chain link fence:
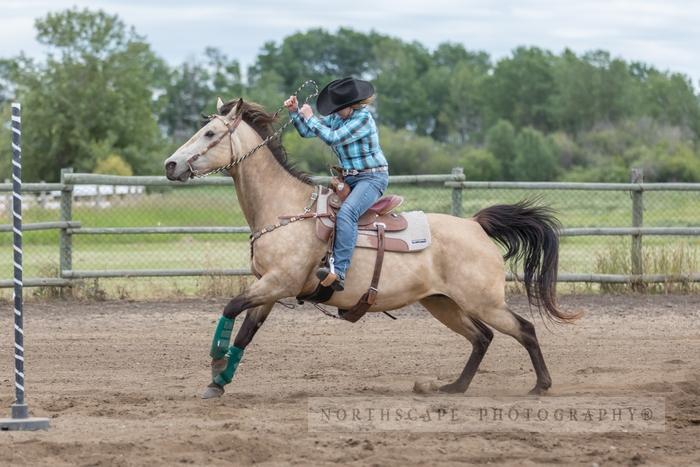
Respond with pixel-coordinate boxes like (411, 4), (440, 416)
(459, 186), (699, 276)
(1, 169), (698, 297)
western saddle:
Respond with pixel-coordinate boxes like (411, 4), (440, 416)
(297, 174), (407, 323)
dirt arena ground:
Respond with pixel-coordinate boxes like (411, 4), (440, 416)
(0, 294), (698, 466)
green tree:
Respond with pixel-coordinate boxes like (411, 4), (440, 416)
(0, 60), (14, 104)
(159, 47), (243, 139)
(549, 49), (599, 132)
(432, 42), (490, 73)
(372, 37), (433, 132)
(0, 104), (11, 180)
(248, 27), (379, 92)
(6, 8), (166, 180)
(244, 70), (286, 114)
(582, 50), (637, 124)
(2, 22), (699, 182)
(485, 120), (516, 179)
(485, 47), (556, 131)
(642, 71), (700, 137)
(436, 61), (485, 144)
(513, 127), (558, 181)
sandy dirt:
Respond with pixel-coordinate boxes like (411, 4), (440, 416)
(0, 294), (698, 466)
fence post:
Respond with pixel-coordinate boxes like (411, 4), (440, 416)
(59, 168), (73, 278)
(450, 167), (465, 217)
(630, 168), (644, 290)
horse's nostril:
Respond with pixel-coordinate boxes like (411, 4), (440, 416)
(165, 161), (176, 173)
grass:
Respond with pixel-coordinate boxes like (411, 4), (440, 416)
(0, 183), (697, 299)
(595, 239), (700, 293)
(460, 188), (700, 227)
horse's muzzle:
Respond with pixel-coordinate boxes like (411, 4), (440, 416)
(165, 161), (191, 182)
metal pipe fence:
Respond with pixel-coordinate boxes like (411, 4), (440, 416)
(1, 168), (698, 288)
(447, 169), (700, 284)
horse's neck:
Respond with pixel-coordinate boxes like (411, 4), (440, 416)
(229, 143), (313, 231)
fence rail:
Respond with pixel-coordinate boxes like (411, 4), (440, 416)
(69, 226), (250, 235)
(0, 221), (80, 232)
(62, 268), (250, 279)
(2, 168), (699, 288)
(560, 227), (700, 236)
(449, 171), (700, 285)
(444, 181), (700, 191)
(63, 172), (467, 186)
(0, 182), (64, 192)
(506, 272), (700, 283)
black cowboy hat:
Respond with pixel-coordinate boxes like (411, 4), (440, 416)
(316, 77), (375, 116)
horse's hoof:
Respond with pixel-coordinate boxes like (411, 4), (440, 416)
(438, 382), (467, 394)
(528, 386), (548, 396)
(202, 384), (224, 399)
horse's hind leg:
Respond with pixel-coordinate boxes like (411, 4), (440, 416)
(474, 304), (552, 395)
(420, 295), (493, 394)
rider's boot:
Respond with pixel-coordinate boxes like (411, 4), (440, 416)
(316, 267), (344, 291)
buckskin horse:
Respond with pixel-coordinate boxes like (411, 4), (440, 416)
(164, 97), (578, 399)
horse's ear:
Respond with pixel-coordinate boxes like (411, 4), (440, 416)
(232, 98), (244, 117)
(216, 97), (225, 114)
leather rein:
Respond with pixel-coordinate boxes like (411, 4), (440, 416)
(187, 80), (319, 179)
(183, 80), (322, 249)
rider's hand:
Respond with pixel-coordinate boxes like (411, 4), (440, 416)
(299, 104), (313, 119)
(284, 95), (298, 112)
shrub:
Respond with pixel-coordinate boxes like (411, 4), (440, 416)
(459, 147), (501, 180)
(512, 127), (558, 180)
(94, 154), (134, 176)
(640, 144), (700, 182)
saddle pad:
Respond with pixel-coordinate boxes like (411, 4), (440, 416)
(356, 210), (431, 252)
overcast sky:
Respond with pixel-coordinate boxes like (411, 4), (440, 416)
(1, 0), (698, 86)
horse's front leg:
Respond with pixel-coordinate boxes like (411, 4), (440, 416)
(202, 274), (291, 399)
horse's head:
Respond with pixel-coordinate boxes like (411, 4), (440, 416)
(164, 97), (244, 181)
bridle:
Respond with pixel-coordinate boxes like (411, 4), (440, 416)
(186, 80), (319, 178)
(186, 112), (243, 177)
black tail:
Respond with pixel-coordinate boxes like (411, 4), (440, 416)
(473, 200), (579, 323)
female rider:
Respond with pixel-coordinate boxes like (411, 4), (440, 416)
(284, 77), (389, 291)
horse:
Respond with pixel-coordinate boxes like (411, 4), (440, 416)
(163, 97), (578, 399)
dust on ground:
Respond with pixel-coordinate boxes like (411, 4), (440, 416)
(0, 294), (698, 466)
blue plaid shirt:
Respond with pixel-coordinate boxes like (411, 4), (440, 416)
(290, 108), (388, 171)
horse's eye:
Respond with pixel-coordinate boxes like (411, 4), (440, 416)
(204, 130), (215, 137)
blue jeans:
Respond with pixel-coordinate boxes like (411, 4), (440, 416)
(332, 171), (389, 278)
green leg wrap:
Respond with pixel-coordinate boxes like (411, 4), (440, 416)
(210, 316), (235, 360)
(213, 346), (244, 387)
